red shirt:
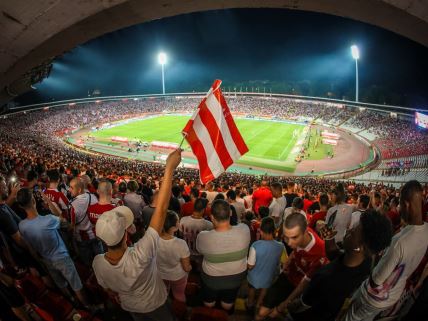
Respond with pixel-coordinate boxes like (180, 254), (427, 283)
(303, 199), (314, 212)
(387, 209), (401, 231)
(181, 201), (194, 217)
(252, 187), (273, 214)
(44, 188), (70, 219)
(308, 210), (327, 229)
(88, 203), (116, 226)
(287, 230), (329, 287)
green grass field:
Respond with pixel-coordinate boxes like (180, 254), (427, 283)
(90, 115), (329, 172)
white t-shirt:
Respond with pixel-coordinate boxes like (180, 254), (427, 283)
(349, 209), (365, 229)
(180, 216), (213, 255)
(283, 207), (306, 223)
(196, 223), (250, 277)
(92, 227), (167, 313)
(325, 204), (353, 243)
(359, 223), (428, 308)
(269, 197), (287, 219)
(205, 191), (218, 205)
(157, 237), (190, 281)
(244, 195), (253, 210)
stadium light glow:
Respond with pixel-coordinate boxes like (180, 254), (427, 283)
(158, 52), (167, 95)
(351, 45), (359, 60)
(350, 45), (359, 102)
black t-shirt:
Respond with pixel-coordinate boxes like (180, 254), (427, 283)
(284, 193), (298, 208)
(292, 254), (371, 321)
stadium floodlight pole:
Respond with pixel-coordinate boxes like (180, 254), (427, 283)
(351, 45), (359, 102)
(158, 52), (167, 95)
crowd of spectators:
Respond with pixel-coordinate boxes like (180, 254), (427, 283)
(0, 96), (427, 321)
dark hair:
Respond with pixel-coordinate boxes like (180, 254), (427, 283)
(190, 187), (199, 199)
(214, 193), (225, 200)
(118, 181), (127, 193)
(399, 180), (423, 221)
(390, 196), (399, 207)
(194, 198), (208, 212)
(245, 211), (255, 221)
(334, 183), (346, 203)
(271, 182), (282, 193)
(359, 194), (370, 209)
(319, 193), (329, 207)
(292, 197), (304, 210)
(360, 209), (392, 255)
(226, 189), (236, 201)
(171, 185), (181, 198)
(284, 212), (307, 232)
(211, 199), (230, 222)
(47, 169), (60, 182)
(16, 188), (33, 209)
(259, 206), (269, 218)
(127, 180), (139, 192)
(163, 210), (179, 232)
(261, 217), (275, 235)
(200, 191), (207, 198)
(27, 170), (38, 182)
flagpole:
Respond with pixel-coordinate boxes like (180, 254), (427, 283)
(178, 135), (186, 149)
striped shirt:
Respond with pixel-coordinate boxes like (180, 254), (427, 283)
(196, 223), (250, 277)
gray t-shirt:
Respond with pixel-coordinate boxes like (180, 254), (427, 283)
(142, 206), (156, 229)
(325, 203), (354, 243)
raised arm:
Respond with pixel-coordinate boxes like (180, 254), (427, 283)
(149, 149), (182, 234)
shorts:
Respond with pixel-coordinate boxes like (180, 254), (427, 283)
(44, 256), (83, 292)
(0, 281), (25, 308)
(201, 282), (240, 305)
(262, 273), (295, 309)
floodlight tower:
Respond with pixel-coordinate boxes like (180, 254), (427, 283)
(351, 45), (359, 102)
(158, 52), (167, 95)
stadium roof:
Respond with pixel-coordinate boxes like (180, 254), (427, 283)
(1, 0), (428, 107)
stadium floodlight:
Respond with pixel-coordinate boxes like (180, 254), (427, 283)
(158, 52), (167, 95)
(351, 45), (359, 102)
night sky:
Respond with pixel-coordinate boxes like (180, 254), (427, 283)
(17, 9), (428, 110)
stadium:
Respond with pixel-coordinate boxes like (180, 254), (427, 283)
(1, 3), (428, 321)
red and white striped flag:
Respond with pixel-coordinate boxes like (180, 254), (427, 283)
(182, 80), (249, 183)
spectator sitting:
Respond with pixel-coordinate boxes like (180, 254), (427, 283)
(157, 211), (192, 302)
(196, 199), (250, 312)
(247, 217), (287, 311)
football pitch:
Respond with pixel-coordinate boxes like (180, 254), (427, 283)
(91, 115), (313, 172)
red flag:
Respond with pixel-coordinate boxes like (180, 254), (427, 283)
(182, 80), (249, 184)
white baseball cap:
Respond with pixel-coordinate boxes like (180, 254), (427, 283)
(95, 206), (134, 246)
